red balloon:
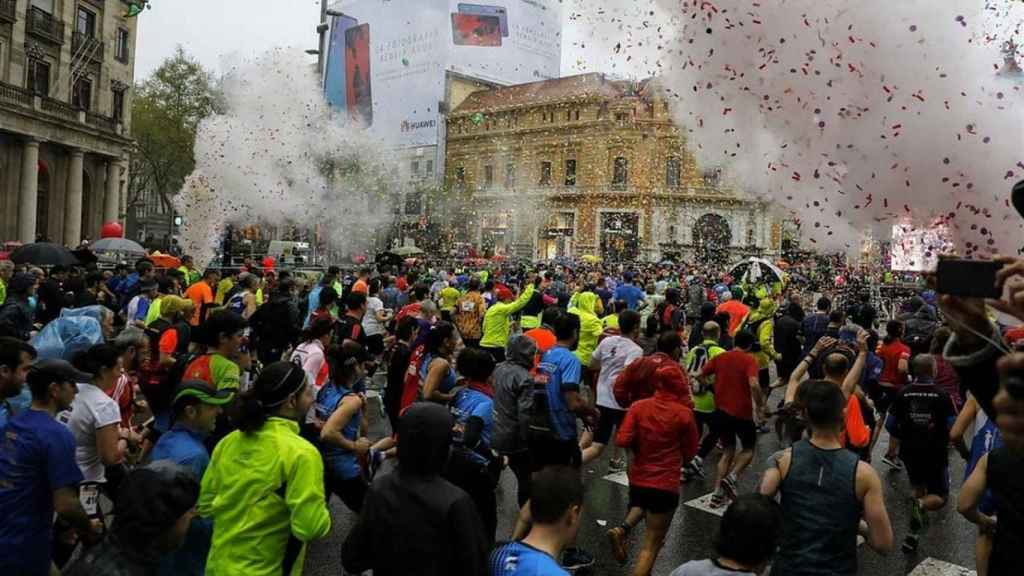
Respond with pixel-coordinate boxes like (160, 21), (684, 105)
(100, 221), (123, 239)
(262, 256), (276, 270)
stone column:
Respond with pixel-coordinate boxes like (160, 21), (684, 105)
(118, 161), (129, 219)
(103, 159), (120, 224)
(63, 148), (84, 247)
(17, 139), (39, 244)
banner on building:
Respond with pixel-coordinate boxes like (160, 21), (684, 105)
(325, 0), (562, 147)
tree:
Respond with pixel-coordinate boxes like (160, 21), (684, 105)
(127, 46), (219, 244)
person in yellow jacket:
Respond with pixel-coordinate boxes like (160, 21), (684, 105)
(740, 297), (781, 395)
(568, 291), (603, 366)
(479, 278), (536, 362)
(199, 361), (331, 576)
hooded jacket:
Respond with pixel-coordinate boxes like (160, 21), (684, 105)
(199, 418), (331, 576)
(342, 403), (488, 576)
(492, 336), (538, 454)
(480, 284), (534, 349)
(614, 352), (694, 410)
(615, 364), (699, 493)
(742, 298), (780, 368)
(568, 291), (603, 365)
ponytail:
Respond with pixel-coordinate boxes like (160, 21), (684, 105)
(237, 361), (307, 433)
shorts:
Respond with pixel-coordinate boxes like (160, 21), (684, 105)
(527, 435), (582, 473)
(712, 411), (757, 450)
(871, 383), (900, 415)
(905, 458), (950, 497)
(482, 346), (506, 364)
(628, 485), (680, 515)
(776, 359), (799, 382)
(758, 368), (771, 390)
(325, 472), (369, 513)
(594, 407), (626, 445)
(365, 333), (385, 356)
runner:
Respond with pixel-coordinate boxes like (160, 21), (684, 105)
(481, 277), (537, 363)
(493, 334), (540, 508)
(490, 466), (583, 576)
(760, 380), (894, 575)
(876, 319), (911, 469)
(951, 393), (1002, 576)
(606, 363), (699, 575)
(184, 269), (221, 327)
(683, 321), (726, 482)
(454, 276), (487, 348)
(0, 337), (36, 428)
(668, 495), (783, 576)
(697, 330), (764, 508)
(200, 361), (331, 576)
(420, 322), (459, 404)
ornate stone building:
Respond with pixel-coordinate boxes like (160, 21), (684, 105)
(0, 0), (136, 246)
(444, 73), (780, 263)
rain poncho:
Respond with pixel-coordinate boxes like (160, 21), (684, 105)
(742, 298), (780, 369)
(568, 292), (602, 365)
(199, 418), (331, 576)
(30, 305), (108, 360)
(480, 284), (534, 350)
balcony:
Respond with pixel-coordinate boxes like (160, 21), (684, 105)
(27, 7), (64, 44)
(72, 31), (104, 61)
(0, 81), (124, 137)
(0, 0), (16, 23)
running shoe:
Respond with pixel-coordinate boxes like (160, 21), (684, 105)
(561, 547), (596, 570)
(690, 456), (705, 477)
(708, 492), (729, 509)
(720, 475), (739, 501)
(608, 458), (626, 473)
(367, 448), (386, 481)
(901, 534), (919, 554)
(757, 423), (772, 434)
(606, 527), (628, 565)
(881, 455), (904, 470)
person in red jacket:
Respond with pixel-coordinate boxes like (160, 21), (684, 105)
(606, 362), (699, 576)
(613, 332), (692, 410)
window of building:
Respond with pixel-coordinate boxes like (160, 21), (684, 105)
(565, 159), (577, 186)
(539, 161), (552, 186)
(505, 162), (515, 188)
(703, 168), (721, 188)
(425, 159), (434, 175)
(27, 59), (49, 96)
(615, 112), (629, 123)
(411, 160), (420, 177)
(747, 227), (756, 246)
(548, 109), (555, 123)
(454, 166), (466, 188)
(72, 77), (92, 110)
(575, 110), (580, 121)
(666, 157), (681, 188)
(390, 193), (401, 214)
(115, 29), (130, 63)
(612, 157), (629, 189)
(405, 192), (422, 215)
(76, 6), (96, 37)
(484, 164), (494, 188)
(598, 101), (608, 119)
(566, 109), (572, 122)
(112, 89), (125, 121)
(30, 0), (53, 13)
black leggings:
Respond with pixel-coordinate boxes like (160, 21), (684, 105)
(444, 455), (498, 544)
(326, 472), (368, 513)
(506, 451), (532, 509)
(696, 411), (717, 459)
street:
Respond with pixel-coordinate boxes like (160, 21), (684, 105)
(305, 389), (979, 576)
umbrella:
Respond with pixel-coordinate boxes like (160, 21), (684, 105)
(92, 237), (146, 255)
(391, 245), (425, 257)
(729, 257), (787, 287)
(72, 248), (98, 265)
(9, 242), (79, 267)
(148, 253), (182, 269)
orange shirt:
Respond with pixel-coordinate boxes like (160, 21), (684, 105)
(185, 281), (214, 326)
(716, 300), (750, 337)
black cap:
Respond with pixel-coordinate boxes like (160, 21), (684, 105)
(29, 358), (92, 386)
(172, 380), (235, 406)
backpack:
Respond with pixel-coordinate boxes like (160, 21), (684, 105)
(525, 364), (559, 441)
(745, 316), (769, 352)
(687, 345), (711, 395)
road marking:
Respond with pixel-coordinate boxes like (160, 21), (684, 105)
(908, 558), (976, 576)
(683, 492), (728, 517)
(601, 470), (629, 487)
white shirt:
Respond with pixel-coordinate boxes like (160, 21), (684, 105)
(362, 296), (386, 336)
(59, 383), (122, 483)
(291, 339), (327, 391)
(591, 335), (643, 410)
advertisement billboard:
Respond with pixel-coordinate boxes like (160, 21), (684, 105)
(326, 0), (562, 147)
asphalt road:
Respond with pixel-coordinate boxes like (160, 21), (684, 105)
(305, 390), (979, 576)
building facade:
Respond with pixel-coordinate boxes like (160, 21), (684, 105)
(0, 0), (136, 246)
(444, 73), (780, 263)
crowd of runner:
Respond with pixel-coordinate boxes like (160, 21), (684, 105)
(0, 253), (1022, 576)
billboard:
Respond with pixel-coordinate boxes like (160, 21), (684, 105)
(326, 0), (562, 147)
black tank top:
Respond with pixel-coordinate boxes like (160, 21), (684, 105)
(988, 446), (1024, 576)
(772, 439), (862, 576)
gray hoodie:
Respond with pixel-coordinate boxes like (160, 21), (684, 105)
(491, 335), (538, 454)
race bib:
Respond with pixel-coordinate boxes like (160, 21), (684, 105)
(79, 483), (101, 517)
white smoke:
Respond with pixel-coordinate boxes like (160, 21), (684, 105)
(646, 0), (1024, 255)
(175, 47), (402, 268)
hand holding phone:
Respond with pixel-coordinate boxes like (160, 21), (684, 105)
(936, 259), (1004, 299)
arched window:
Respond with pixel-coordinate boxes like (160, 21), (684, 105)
(612, 157), (628, 189)
(666, 157), (681, 188)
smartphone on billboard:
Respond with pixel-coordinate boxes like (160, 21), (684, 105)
(457, 3), (508, 37)
(451, 13), (502, 47)
(936, 259), (1004, 299)
(325, 14), (358, 109)
(345, 23), (373, 126)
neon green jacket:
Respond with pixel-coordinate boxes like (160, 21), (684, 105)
(742, 299), (780, 368)
(480, 284), (534, 349)
(199, 417), (331, 576)
(568, 292), (603, 365)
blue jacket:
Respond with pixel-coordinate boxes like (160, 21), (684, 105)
(150, 425), (213, 576)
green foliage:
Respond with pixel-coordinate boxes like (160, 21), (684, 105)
(128, 46), (219, 213)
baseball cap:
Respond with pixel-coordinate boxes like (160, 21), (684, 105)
(172, 380), (235, 406)
(29, 358), (92, 385)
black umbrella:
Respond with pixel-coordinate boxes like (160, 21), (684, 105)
(9, 242), (80, 267)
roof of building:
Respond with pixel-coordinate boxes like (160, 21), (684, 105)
(451, 73), (656, 116)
